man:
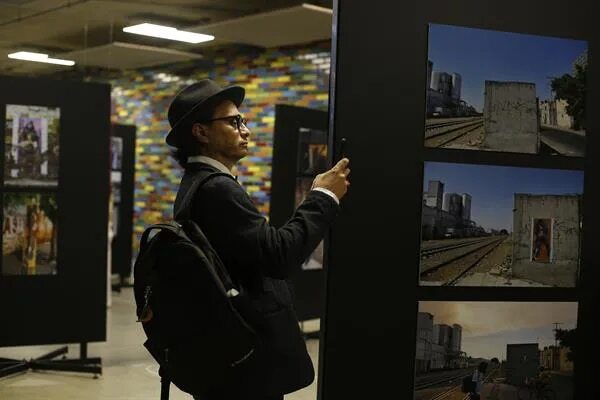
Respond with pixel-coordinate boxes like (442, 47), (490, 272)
(166, 79), (350, 399)
(470, 361), (488, 400)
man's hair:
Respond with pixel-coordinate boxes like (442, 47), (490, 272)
(169, 101), (220, 168)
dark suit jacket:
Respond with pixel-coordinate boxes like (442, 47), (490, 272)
(173, 162), (339, 397)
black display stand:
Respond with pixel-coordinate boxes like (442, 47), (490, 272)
(110, 123), (136, 292)
(320, 1), (597, 400)
(0, 343), (101, 379)
(0, 76), (110, 364)
(270, 104), (329, 339)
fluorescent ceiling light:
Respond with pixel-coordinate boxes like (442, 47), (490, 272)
(8, 51), (75, 66)
(123, 23), (214, 44)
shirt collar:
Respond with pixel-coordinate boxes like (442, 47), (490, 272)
(187, 155), (234, 177)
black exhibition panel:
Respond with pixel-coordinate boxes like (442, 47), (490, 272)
(110, 123), (136, 281)
(320, 1), (596, 400)
(0, 75), (111, 347)
(270, 104), (329, 322)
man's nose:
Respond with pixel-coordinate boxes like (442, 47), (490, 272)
(241, 125), (251, 138)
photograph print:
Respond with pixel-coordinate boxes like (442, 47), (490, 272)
(420, 162), (583, 287)
(425, 24), (587, 157)
(110, 136), (123, 171)
(414, 301), (577, 400)
(4, 104), (60, 186)
(2, 191), (58, 276)
(296, 127), (328, 176)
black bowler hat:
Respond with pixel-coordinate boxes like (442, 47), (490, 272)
(165, 79), (245, 147)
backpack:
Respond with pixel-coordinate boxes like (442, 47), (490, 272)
(133, 172), (259, 396)
(462, 374), (476, 393)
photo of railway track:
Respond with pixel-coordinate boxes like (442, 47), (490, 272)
(420, 162), (583, 287)
(425, 24), (587, 156)
(414, 302), (577, 400)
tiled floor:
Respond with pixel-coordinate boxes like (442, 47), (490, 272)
(0, 288), (320, 400)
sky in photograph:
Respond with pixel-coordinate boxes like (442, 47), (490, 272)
(427, 24), (587, 112)
(420, 301), (578, 360)
(423, 162), (584, 232)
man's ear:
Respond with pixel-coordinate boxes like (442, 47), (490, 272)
(191, 123), (209, 144)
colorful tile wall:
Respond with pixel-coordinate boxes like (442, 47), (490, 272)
(107, 42), (331, 253)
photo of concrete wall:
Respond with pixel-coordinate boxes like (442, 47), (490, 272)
(420, 162), (583, 287)
(2, 191), (58, 276)
(4, 105), (60, 187)
(425, 24), (587, 157)
(414, 301), (576, 400)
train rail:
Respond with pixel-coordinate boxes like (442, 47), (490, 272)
(415, 367), (499, 400)
(421, 238), (492, 258)
(420, 236), (507, 285)
(425, 117), (484, 148)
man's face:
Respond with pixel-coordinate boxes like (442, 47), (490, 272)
(195, 100), (250, 164)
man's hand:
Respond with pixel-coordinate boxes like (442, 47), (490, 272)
(312, 158), (351, 200)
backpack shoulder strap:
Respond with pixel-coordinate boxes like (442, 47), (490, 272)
(175, 169), (235, 222)
(139, 222), (182, 250)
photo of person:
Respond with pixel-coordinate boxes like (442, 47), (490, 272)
(532, 219), (552, 262)
(4, 104), (60, 187)
(110, 136), (123, 171)
(2, 192), (58, 276)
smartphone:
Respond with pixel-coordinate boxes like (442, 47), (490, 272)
(338, 137), (347, 161)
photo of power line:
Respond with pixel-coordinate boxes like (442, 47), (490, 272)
(414, 301), (576, 400)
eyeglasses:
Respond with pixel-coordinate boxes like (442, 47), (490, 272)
(201, 114), (248, 131)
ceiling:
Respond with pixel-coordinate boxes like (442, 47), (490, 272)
(0, 0), (333, 74)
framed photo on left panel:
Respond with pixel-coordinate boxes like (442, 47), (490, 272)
(4, 104), (60, 187)
(2, 191), (58, 276)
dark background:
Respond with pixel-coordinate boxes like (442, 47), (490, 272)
(0, 75), (111, 346)
(270, 104), (329, 322)
(320, 0), (596, 399)
(111, 123), (136, 280)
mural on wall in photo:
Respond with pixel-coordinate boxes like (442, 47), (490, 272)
(414, 301), (577, 400)
(2, 191), (58, 276)
(425, 23), (587, 157)
(420, 162), (583, 287)
(532, 218), (553, 263)
(4, 105), (60, 187)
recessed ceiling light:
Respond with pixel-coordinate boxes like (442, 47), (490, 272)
(7, 51), (75, 66)
(123, 23), (214, 44)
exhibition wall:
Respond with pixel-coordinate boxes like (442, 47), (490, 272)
(0, 75), (111, 346)
(321, 0), (596, 399)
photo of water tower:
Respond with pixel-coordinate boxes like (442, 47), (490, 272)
(414, 301), (576, 400)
